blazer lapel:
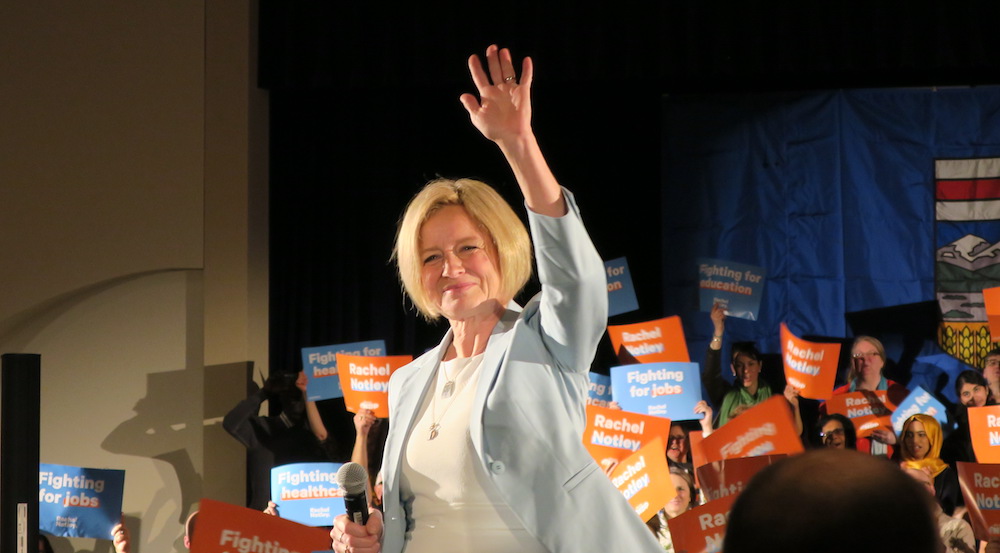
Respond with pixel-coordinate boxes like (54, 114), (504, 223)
(384, 330), (449, 494)
(468, 302), (521, 457)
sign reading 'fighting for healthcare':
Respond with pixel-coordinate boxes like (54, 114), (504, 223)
(588, 373), (613, 407)
(610, 362), (703, 420)
(301, 340), (385, 401)
(780, 323), (840, 400)
(335, 353), (411, 418)
(270, 463), (346, 527)
(38, 464), (125, 539)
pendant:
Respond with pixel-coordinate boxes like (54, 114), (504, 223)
(442, 380), (455, 398)
(429, 423), (440, 440)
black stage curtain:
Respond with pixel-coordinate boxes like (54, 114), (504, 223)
(261, 2), (1000, 447)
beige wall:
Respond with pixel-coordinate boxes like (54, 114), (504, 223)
(0, 2), (267, 552)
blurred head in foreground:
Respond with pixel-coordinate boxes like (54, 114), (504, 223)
(724, 449), (937, 553)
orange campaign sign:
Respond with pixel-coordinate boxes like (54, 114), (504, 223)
(957, 462), (1000, 542)
(609, 437), (675, 522)
(336, 353), (412, 418)
(583, 404), (671, 466)
(688, 430), (706, 490)
(667, 492), (739, 553)
(699, 396), (804, 463)
(190, 498), (331, 553)
(986, 287), (1000, 341)
(696, 454), (786, 504)
(968, 405), (1000, 463)
(780, 323), (840, 400)
(824, 390), (896, 438)
(607, 316), (690, 364)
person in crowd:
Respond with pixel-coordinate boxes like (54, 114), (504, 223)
(943, 370), (995, 465)
(346, 408), (386, 509)
(703, 303), (803, 433)
(224, 370), (338, 509)
(812, 413), (857, 450)
(903, 466), (976, 553)
(648, 467), (699, 552)
(724, 448), (938, 553)
(898, 414), (961, 516)
(827, 336), (908, 457)
(983, 347), (1000, 402)
(665, 401), (714, 474)
(331, 45), (662, 553)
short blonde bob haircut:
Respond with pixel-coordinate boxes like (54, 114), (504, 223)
(847, 335), (886, 384)
(393, 178), (532, 321)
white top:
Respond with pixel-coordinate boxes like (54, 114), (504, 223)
(400, 353), (547, 553)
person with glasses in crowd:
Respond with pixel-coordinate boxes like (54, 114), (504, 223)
(826, 336), (908, 457)
(812, 413), (857, 450)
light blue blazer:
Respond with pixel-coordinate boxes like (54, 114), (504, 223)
(381, 191), (662, 553)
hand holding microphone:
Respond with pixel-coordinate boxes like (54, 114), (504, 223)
(332, 462), (382, 553)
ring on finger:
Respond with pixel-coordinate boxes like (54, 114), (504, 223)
(503, 75), (515, 82)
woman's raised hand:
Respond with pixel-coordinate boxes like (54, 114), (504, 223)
(459, 44), (533, 146)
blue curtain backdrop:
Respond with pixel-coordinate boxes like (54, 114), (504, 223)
(662, 87), (1000, 399)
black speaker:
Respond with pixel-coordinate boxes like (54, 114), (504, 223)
(2, 353), (40, 553)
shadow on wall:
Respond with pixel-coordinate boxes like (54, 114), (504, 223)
(101, 369), (203, 549)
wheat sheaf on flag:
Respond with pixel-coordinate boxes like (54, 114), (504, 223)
(935, 157), (1000, 367)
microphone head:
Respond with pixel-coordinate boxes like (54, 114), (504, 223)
(336, 462), (369, 495)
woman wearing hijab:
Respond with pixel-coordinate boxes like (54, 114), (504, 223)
(898, 414), (961, 516)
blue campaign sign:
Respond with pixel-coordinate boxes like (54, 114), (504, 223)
(610, 362), (703, 421)
(301, 340), (386, 401)
(697, 258), (766, 321)
(271, 463), (346, 527)
(605, 257), (639, 317)
(588, 373), (613, 407)
(38, 463), (125, 539)
(891, 386), (949, 434)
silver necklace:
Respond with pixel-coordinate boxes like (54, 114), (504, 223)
(429, 360), (457, 440)
(427, 354), (480, 440)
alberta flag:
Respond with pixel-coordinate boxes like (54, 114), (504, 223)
(935, 158), (1000, 367)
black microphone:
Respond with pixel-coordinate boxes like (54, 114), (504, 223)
(336, 462), (370, 525)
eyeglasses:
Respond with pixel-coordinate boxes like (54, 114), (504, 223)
(820, 428), (845, 438)
(852, 352), (881, 360)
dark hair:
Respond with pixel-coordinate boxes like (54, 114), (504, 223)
(956, 369), (993, 404)
(730, 342), (763, 365)
(813, 413), (857, 450)
(987, 347), (1000, 359)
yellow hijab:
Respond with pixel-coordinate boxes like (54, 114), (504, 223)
(900, 414), (948, 478)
